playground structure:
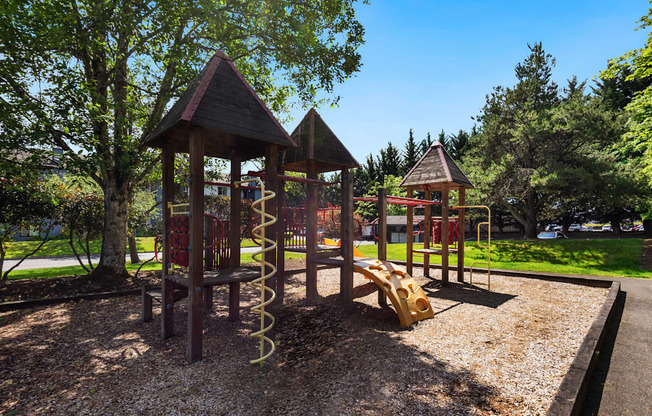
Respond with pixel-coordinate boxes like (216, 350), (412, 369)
(142, 52), (450, 364)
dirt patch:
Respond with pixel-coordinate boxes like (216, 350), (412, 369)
(0, 264), (606, 415)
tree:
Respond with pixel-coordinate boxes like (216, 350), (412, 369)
(600, 6), (652, 187)
(355, 175), (406, 220)
(471, 43), (620, 238)
(419, 132), (433, 157)
(0, 0), (367, 281)
(401, 128), (419, 175)
(0, 176), (56, 282)
(377, 142), (402, 178)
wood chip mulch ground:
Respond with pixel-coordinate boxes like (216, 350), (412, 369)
(0, 262), (607, 415)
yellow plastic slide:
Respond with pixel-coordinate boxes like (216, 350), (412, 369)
(323, 237), (364, 257)
(353, 259), (434, 328)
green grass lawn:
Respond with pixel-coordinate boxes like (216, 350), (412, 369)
(5, 237), (260, 259)
(356, 238), (650, 278)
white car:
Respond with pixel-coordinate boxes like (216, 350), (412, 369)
(568, 224), (582, 232)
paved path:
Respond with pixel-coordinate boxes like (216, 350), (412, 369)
(582, 277), (652, 415)
(3, 247), (261, 270)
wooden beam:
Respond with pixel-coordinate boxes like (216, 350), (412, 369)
(187, 128), (204, 363)
(340, 168), (354, 307)
(457, 187), (466, 282)
(377, 187), (387, 306)
(441, 183), (450, 285)
(264, 145), (278, 296)
(161, 148), (174, 339)
(423, 189), (432, 278)
(230, 155), (241, 268)
(305, 159), (318, 304)
(276, 166), (286, 303)
(406, 187), (414, 276)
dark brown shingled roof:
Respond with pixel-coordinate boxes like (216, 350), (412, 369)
(143, 50), (296, 160)
(399, 141), (474, 190)
(279, 108), (359, 173)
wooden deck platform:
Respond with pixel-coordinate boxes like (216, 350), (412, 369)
(165, 267), (260, 287)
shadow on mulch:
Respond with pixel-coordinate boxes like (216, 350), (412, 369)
(0, 284), (516, 415)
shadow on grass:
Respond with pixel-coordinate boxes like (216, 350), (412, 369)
(0, 285), (515, 415)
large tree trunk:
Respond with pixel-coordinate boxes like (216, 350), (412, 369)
(524, 190), (538, 239)
(128, 232), (141, 263)
(92, 179), (131, 284)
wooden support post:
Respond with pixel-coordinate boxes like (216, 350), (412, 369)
(305, 159), (318, 304)
(187, 129), (204, 363)
(204, 286), (213, 312)
(377, 187), (388, 306)
(441, 183), (450, 285)
(230, 155), (241, 268)
(203, 215), (213, 311)
(264, 145), (278, 296)
(457, 187), (466, 282)
(228, 282), (240, 321)
(142, 284), (153, 322)
(406, 187), (414, 276)
(276, 167), (286, 303)
(340, 168), (354, 307)
(423, 189), (432, 278)
(161, 148), (174, 339)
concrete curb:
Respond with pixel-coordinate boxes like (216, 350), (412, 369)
(546, 281), (621, 415)
(0, 289), (141, 312)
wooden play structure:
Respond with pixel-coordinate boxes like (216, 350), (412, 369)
(143, 50), (296, 363)
(142, 53), (437, 364)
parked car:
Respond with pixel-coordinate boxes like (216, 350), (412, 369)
(568, 224), (582, 232)
(602, 225), (613, 232)
(537, 231), (568, 239)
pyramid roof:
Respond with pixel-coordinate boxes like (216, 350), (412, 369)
(144, 50), (296, 160)
(399, 141), (474, 190)
(279, 109), (358, 173)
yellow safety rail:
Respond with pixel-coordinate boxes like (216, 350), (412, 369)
(235, 178), (277, 366)
(167, 202), (190, 216)
(453, 205), (491, 290)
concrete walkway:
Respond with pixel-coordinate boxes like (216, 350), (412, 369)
(3, 247), (261, 271)
(582, 277), (652, 415)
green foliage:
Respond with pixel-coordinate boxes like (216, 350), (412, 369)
(600, 6), (652, 186)
(0, 176), (57, 281)
(0, 0), (367, 276)
(356, 175), (407, 220)
(469, 43), (626, 237)
(401, 128), (419, 176)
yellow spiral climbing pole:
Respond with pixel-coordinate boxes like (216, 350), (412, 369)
(235, 177), (276, 366)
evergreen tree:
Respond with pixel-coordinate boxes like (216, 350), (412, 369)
(377, 142), (402, 178)
(419, 132), (433, 157)
(401, 128), (419, 175)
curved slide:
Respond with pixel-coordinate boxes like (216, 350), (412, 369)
(353, 259), (434, 328)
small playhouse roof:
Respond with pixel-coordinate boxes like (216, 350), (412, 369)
(399, 141), (474, 190)
(144, 50), (296, 160)
(279, 108), (359, 173)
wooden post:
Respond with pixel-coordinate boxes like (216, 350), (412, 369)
(204, 214), (213, 311)
(457, 187), (466, 282)
(276, 167), (286, 303)
(187, 128), (204, 363)
(230, 155), (241, 268)
(377, 187), (387, 306)
(340, 168), (354, 307)
(264, 145), (278, 296)
(441, 183), (450, 285)
(305, 159), (318, 303)
(406, 187), (414, 276)
(378, 187), (387, 261)
(161, 148), (174, 339)
(423, 189), (432, 278)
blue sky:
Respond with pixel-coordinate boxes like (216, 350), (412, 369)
(281, 0), (651, 166)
